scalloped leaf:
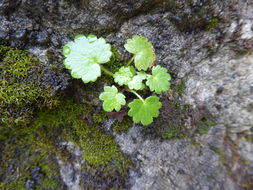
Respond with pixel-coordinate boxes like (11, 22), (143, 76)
(62, 34), (112, 83)
(128, 72), (147, 90)
(99, 85), (126, 112)
(124, 35), (155, 71)
(128, 96), (162, 125)
(114, 66), (136, 86)
(146, 65), (171, 94)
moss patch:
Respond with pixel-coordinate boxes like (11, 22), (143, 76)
(173, 79), (187, 97)
(112, 117), (132, 134)
(205, 18), (220, 31)
(195, 116), (216, 135)
(0, 97), (132, 189)
(0, 44), (58, 126)
(0, 126), (64, 190)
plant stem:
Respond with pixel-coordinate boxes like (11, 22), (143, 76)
(100, 65), (114, 77)
(100, 64), (144, 102)
(130, 90), (145, 102)
(126, 57), (134, 66)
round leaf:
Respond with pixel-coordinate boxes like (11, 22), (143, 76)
(128, 96), (162, 125)
(124, 35), (155, 71)
(62, 35), (112, 83)
(99, 86), (126, 112)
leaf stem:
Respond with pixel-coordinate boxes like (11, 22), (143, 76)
(126, 56), (134, 66)
(100, 65), (114, 77)
(130, 90), (145, 102)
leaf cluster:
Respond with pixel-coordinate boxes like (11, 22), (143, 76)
(62, 35), (172, 125)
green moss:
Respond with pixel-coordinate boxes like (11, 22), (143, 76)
(33, 99), (131, 180)
(0, 129), (62, 190)
(153, 99), (190, 139)
(245, 135), (253, 142)
(0, 97), (131, 189)
(195, 114), (216, 135)
(244, 129), (253, 142)
(173, 79), (186, 97)
(71, 123), (129, 167)
(159, 124), (186, 139)
(213, 148), (226, 163)
(93, 112), (107, 123)
(37, 178), (58, 190)
(112, 117), (132, 134)
(205, 18), (220, 31)
(0, 45), (58, 126)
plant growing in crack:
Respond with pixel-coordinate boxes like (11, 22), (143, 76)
(62, 34), (171, 125)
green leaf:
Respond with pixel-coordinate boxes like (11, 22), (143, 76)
(128, 72), (147, 90)
(124, 35), (155, 71)
(99, 85), (126, 112)
(62, 35), (112, 83)
(146, 65), (171, 94)
(114, 66), (136, 86)
(128, 96), (162, 125)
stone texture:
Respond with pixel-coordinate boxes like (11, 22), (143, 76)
(116, 126), (233, 190)
(0, 0), (253, 189)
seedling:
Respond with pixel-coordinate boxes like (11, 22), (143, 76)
(62, 35), (171, 125)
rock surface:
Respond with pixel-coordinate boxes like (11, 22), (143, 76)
(0, 0), (253, 189)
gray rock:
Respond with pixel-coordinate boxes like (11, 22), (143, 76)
(112, 0), (253, 189)
(116, 126), (233, 190)
(0, 0), (253, 189)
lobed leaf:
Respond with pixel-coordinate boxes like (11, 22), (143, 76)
(99, 85), (126, 112)
(146, 65), (171, 94)
(62, 34), (112, 83)
(124, 35), (155, 71)
(114, 66), (136, 86)
(128, 96), (162, 125)
(128, 72), (147, 90)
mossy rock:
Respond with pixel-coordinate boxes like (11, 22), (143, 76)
(0, 44), (59, 126)
(150, 80), (215, 139)
(0, 125), (64, 190)
(112, 117), (132, 134)
(205, 18), (220, 31)
(38, 99), (131, 188)
(0, 97), (132, 189)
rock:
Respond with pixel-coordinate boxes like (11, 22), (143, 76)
(112, 0), (253, 189)
(57, 141), (83, 190)
(116, 126), (233, 190)
(0, 0), (253, 189)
